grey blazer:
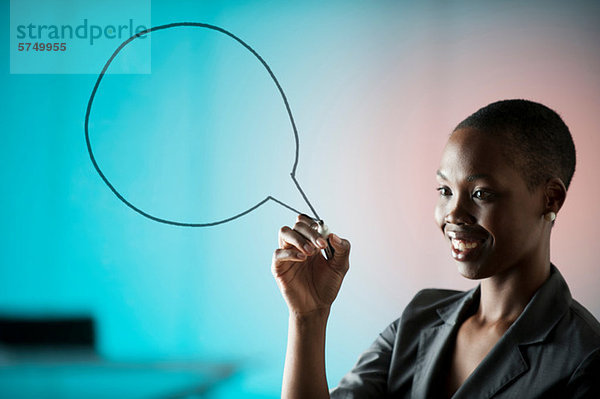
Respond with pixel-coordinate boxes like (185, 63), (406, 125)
(330, 266), (600, 398)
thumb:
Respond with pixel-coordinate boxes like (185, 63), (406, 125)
(328, 233), (351, 266)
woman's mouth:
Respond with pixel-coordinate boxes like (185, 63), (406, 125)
(452, 238), (479, 251)
(451, 238), (481, 259)
(446, 230), (488, 261)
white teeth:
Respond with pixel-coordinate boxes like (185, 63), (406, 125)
(451, 239), (479, 251)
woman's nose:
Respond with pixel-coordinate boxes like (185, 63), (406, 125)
(444, 196), (475, 225)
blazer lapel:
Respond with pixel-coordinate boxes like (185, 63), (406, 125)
(411, 323), (454, 398)
(453, 265), (571, 399)
(411, 287), (479, 398)
(452, 336), (529, 399)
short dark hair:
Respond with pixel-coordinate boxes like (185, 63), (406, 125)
(454, 99), (576, 191)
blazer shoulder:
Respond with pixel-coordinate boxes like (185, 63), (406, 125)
(411, 287), (466, 306)
(570, 299), (600, 341)
(402, 287), (468, 320)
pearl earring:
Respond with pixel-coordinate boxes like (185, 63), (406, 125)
(544, 212), (556, 222)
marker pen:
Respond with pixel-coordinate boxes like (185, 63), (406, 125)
(317, 220), (335, 260)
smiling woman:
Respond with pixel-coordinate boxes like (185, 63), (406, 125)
(272, 99), (600, 399)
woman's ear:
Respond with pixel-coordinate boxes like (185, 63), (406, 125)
(544, 177), (567, 214)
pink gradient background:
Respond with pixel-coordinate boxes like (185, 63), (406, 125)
(288, 1), (600, 382)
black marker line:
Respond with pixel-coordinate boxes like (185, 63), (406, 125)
(268, 196), (307, 217)
(291, 174), (320, 221)
(85, 22), (321, 227)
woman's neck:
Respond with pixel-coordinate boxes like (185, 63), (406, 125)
(476, 258), (551, 326)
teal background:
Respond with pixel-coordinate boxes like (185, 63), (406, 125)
(2, 1), (600, 398)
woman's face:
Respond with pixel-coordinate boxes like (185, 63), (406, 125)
(434, 128), (547, 280)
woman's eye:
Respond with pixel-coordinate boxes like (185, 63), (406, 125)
(437, 187), (452, 196)
(473, 189), (494, 200)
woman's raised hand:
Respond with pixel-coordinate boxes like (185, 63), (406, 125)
(272, 214), (351, 316)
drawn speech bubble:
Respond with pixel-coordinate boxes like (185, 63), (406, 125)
(85, 22), (321, 226)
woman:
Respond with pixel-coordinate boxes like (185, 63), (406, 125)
(271, 100), (600, 398)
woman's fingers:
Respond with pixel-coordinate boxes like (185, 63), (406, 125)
(293, 220), (328, 250)
(273, 247), (307, 262)
(295, 213), (328, 249)
(272, 248), (307, 277)
(296, 213), (317, 226)
(329, 233), (350, 253)
(279, 226), (317, 255)
(329, 233), (351, 272)
(279, 213), (328, 254)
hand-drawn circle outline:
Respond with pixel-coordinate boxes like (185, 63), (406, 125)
(85, 22), (320, 227)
